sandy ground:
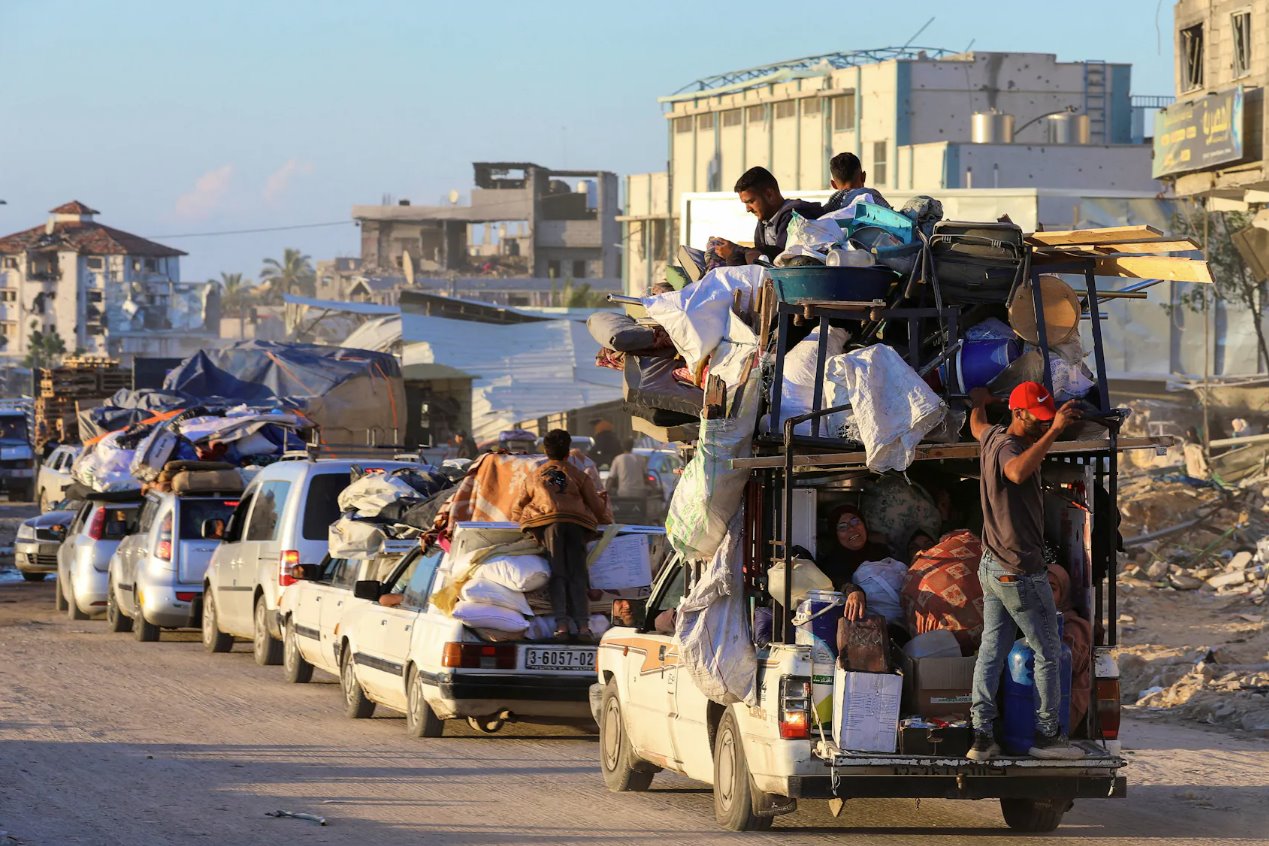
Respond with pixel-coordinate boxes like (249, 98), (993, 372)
(0, 574), (1266, 846)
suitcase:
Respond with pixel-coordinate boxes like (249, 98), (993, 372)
(928, 219), (1026, 305)
(836, 613), (891, 673)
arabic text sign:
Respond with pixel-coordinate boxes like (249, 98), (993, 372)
(1153, 85), (1246, 179)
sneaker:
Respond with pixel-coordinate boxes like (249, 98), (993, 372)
(967, 730), (1000, 761)
(1028, 732), (1085, 760)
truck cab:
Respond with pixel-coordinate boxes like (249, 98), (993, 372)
(0, 402), (36, 501)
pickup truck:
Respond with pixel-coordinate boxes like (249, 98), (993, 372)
(596, 554), (1125, 832)
(330, 523), (659, 737)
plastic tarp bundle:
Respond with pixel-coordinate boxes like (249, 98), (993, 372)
(163, 341), (405, 443)
(823, 345), (946, 472)
(674, 510), (757, 706)
(771, 327), (847, 436)
(329, 466), (452, 554)
(328, 520), (388, 559)
(664, 314), (761, 561)
(642, 265), (765, 371)
(72, 430), (140, 493)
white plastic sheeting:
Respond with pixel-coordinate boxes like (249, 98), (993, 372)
(674, 510), (757, 706)
(772, 327), (847, 436)
(642, 265), (764, 371)
(824, 345), (946, 473)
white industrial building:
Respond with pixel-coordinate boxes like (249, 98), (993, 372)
(623, 49), (1171, 294)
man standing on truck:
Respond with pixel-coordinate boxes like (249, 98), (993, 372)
(968, 382), (1084, 761)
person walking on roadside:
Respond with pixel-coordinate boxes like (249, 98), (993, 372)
(453, 431), (479, 461)
(966, 381), (1085, 761)
(511, 430), (612, 643)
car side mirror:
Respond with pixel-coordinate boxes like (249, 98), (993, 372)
(353, 580), (383, 601)
(290, 563), (321, 581)
(201, 518), (226, 540)
(611, 598), (647, 630)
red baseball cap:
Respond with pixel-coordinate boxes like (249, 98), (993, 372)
(1008, 381), (1057, 421)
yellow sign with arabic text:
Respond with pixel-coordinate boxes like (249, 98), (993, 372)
(1153, 85), (1246, 178)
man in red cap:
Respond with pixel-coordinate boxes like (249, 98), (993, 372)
(966, 381), (1083, 761)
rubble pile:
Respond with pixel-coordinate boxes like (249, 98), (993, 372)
(1116, 470), (1269, 735)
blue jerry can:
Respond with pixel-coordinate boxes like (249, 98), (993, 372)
(1001, 614), (1072, 755)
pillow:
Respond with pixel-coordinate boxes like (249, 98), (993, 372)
(479, 554), (551, 592)
(460, 578), (532, 616)
(451, 601), (529, 634)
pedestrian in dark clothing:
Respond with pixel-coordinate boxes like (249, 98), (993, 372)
(821, 152), (891, 213)
(589, 418), (622, 468)
(512, 429), (613, 642)
(454, 431), (478, 461)
(967, 381), (1085, 762)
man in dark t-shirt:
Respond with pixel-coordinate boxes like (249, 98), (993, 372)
(967, 381), (1084, 762)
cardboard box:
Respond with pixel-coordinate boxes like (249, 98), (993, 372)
(833, 669), (902, 753)
(902, 654), (977, 719)
(898, 724), (972, 758)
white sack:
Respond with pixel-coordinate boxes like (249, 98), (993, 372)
(337, 473), (421, 517)
(786, 212), (847, 251)
(451, 601), (529, 634)
(675, 510), (756, 705)
(823, 345), (946, 473)
(643, 265), (765, 371)
(479, 554), (551, 592)
(72, 432), (139, 492)
(772, 327), (847, 436)
(460, 578), (533, 616)
(129, 426), (179, 483)
(328, 519), (387, 559)
(665, 355), (762, 561)
(852, 558), (908, 626)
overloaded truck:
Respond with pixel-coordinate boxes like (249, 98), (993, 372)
(593, 218), (1206, 832)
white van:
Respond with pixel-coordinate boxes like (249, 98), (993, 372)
(200, 456), (414, 665)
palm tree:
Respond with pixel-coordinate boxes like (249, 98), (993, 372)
(212, 272), (255, 338)
(259, 248), (315, 303)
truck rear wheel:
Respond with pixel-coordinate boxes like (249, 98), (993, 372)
(599, 680), (654, 792)
(405, 666), (443, 738)
(713, 711), (773, 831)
(1000, 797), (1071, 832)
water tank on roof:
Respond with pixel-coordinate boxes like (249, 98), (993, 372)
(575, 179), (597, 210)
(1045, 113), (1091, 144)
(972, 110), (1015, 144)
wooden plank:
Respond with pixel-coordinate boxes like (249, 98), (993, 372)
(1092, 255), (1213, 283)
(729, 436), (1173, 470)
(1033, 239), (1201, 255)
(1027, 225), (1165, 247)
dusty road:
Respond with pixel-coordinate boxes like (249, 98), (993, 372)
(0, 578), (1266, 845)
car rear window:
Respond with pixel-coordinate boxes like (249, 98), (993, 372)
(178, 499), (240, 539)
(302, 472), (354, 541)
(102, 506), (139, 540)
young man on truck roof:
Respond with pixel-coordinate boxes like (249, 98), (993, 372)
(968, 381), (1085, 761)
(713, 167), (823, 266)
(822, 152), (891, 214)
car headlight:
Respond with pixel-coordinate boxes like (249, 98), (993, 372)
(16, 524), (35, 541)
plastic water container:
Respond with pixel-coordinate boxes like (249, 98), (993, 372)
(794, 590), (846, 725)
(1001, 614), (1073, 755)
(940, 338), (1022, 394)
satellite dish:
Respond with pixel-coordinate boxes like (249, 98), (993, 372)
(448, 190), (460, 205)
(402, 250), (415, 287)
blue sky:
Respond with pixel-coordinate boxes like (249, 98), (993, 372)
(1, 1), (1177, 280)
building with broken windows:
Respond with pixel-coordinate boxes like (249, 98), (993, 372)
(0, 202), (218, 362)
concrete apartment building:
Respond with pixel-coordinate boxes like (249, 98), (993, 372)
(1155, 2), (1266, 202)
(624, 49), (1168, 291)
(0, 202), (214, 362)
(351, 161), (621, 284)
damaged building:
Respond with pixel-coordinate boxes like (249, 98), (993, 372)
(0, 201), (217, 362)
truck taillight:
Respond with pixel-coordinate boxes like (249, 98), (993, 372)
(86, 507), (106, 541)
(278, 550), (300, 586)
(157, 514), (172, 561)
(441, 642), (517, 670)
(1096, 677), (1121, 740)
(778, 675), (813, 740)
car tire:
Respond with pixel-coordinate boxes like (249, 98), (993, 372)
(713, 710), (773, 831)
(600, 679), (654, 792)
(252, 596), (283, 666)
(282, 618), (314, 684)
(340, 645), (375, 719)
(106, 579), (133, 633)
(21, 572), (46, 582)
(1000, 798), (1070, 833)
(133, 594), (160, 643)
(405, 666), (443, 738)
(55, 576), (68, 611)
(201, 587), (234, 654)
(66, 574), (89, 621)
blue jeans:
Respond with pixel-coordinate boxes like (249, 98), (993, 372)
(971, 549), (1063, 736)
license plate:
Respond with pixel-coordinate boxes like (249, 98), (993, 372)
(523, 647), (596, 672)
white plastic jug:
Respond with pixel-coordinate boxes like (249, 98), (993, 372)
(767, 556), (834, 608)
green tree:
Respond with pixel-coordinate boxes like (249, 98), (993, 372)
(215, 272), (254, 317)
(552, 279), (610, 309)
(1171, 203), (1269, 372)
(259, 248), (315, 303)
(23, 322), (67, 370)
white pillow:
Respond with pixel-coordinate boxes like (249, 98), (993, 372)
(460, 578), (532, 616)
(479, 554), (551, 592)
(451, 601), (529, 634)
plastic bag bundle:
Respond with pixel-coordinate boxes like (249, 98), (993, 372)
(787, 212), (847, 251)
(328, 519), (388, 559)
(852, 558), (909, 626)
(460, 578), (533, 616)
